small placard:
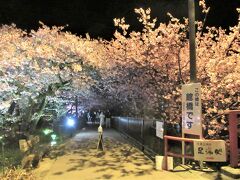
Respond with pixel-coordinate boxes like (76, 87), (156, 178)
(156, 121), (164, 139)
(19, 139), (29, 152)
(194, 139), (226, 162)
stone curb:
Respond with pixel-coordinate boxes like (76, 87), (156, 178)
(221, 166), (240, 179)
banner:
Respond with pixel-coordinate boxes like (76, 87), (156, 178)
(194, 139), (226, 162)
(182, 83), (202, 136)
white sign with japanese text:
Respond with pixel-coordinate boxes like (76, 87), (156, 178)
(182, 83), (202, 136)
(194, 140), (226, 162)
(156, 121), (164, 139)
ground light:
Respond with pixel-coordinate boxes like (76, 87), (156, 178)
(43, 128), (53, 135)
(51, 134), (57, 140)
(50, 134), (58, 146)
(66, 117), (75, 127)
(50, 141), (57, 146)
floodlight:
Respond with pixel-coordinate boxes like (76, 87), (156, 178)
(66, 118), (75, 127)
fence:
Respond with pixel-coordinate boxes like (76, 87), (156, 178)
(112, 117), (177, 159)
(164, 135), (195, 170)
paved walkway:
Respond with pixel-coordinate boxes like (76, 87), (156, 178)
(33, 128), (230, 180)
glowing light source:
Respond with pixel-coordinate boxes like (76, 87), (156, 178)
(51, 141), (57, 146)
(66, 118), (75, 127)
(43, 129), (53, 135)
(51, 134), (57, 140)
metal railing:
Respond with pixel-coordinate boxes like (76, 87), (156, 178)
(112, 117), (165, 159)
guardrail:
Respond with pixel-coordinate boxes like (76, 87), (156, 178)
(112, 117), (165, 159)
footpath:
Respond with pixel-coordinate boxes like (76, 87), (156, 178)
(33, 128), (231, 180)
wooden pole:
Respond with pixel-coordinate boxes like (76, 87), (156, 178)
(229, 111), (239, 168)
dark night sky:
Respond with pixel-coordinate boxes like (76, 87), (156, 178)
(0, 0), (239, 39)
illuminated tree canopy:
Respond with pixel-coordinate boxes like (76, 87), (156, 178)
(0, 1), (239, 138)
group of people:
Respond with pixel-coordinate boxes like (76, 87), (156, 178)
(87, 110), (111, 128)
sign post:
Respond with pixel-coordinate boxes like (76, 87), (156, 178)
(97, 125), (104, 151)
(182, 83), (202, 164)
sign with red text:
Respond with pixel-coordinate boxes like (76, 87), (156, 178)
(182, 83), (202, 136)
(194, 140), (226, 162)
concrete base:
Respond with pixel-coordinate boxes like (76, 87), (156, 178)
(221, 166), (240, 179)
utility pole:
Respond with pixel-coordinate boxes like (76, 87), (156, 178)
(182, 0), (198, 166)
(188, 0), (197, 83)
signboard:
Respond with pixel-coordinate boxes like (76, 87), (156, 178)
(19, 139), (29, 152)
(182, 83), (202, 136)
(194, 140), (226, 162)
(156, 121), (164, 139)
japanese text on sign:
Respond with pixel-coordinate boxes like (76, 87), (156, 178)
(193, 140), (226, 162)
(182, 83), (202, 136)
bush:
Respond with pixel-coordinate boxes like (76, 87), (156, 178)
(0, 167), (35, 180)
(0, 146), (23, 169)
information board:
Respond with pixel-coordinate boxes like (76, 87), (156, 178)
(194, 139), (226, 162)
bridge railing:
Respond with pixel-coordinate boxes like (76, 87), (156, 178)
(112, 117), (166, 159)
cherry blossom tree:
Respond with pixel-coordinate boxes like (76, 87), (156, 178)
(100, 2), (240, 138)
(0, 23), (107, 136)
(0, 0), (239, 139)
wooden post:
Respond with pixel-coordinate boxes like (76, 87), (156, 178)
(141, 119), (144, 151)
(182, 134), (185, 165)
(164, 136), (168, 170)
(229, 111), (239, 168)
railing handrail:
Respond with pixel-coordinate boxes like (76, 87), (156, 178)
(224, 110), (240, 114)
(164, 135), (195, 143)
(164, 135), (195, 170)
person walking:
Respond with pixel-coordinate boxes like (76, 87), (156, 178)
(105, 110), (111, 128)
